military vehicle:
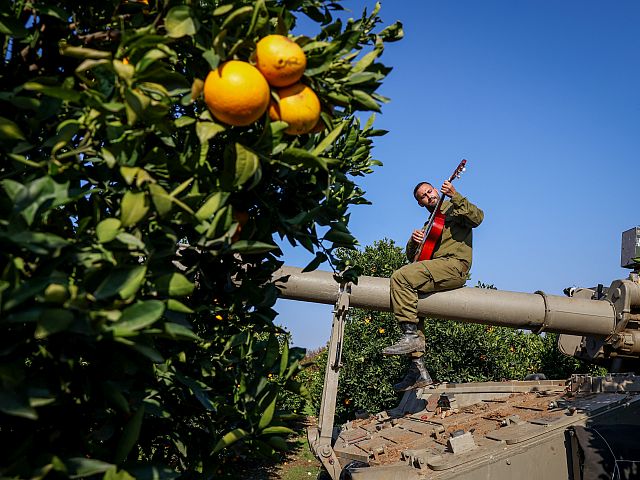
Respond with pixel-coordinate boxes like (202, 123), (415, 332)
(273, 227), (640, 479)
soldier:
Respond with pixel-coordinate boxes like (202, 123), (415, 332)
(384, 180), (484, 391)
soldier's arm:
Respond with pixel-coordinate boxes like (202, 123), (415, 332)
(406, 236), (418, 261)
(449, 192), (484, 227)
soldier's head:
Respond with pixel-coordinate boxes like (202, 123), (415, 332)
(413, 182), (439, 208)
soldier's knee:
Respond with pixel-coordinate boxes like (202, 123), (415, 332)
(391, 268), (408, 288)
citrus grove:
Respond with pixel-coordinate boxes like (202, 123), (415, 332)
(0, 0), (401, 478)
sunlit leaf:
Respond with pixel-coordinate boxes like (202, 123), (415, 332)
(156, 273), (194, 297)
(96, 218), (122, 243)
(165, 6), (198, 38)
(111, 301), (165, 337)
(120, 191), (149, 227)
(212, 429), (248, 453)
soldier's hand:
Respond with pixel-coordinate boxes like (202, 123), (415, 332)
(441, 180), (457, 198)
(412, 230), (425, 243)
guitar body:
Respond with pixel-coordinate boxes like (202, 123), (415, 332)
(416, 211), (445, 261)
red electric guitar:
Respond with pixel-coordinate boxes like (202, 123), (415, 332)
(413, 159), (467, 262)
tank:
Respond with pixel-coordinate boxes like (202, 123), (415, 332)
(272, 228), (640, 480)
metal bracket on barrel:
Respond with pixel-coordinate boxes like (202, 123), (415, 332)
(534, 290), (551, 334)
(308, 281), (351, 480)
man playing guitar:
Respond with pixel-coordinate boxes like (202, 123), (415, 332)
(383, 172), (484, 392)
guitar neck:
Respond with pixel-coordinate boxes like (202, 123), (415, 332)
(421, 193), (445, 234)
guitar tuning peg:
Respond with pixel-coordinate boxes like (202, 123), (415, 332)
(462, 167), (466, 172)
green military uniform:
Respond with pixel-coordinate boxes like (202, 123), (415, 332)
(390, 191), (484, 357)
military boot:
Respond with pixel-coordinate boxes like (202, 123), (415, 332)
(382, 322), (425, 356)
(393, 357), (433, 392)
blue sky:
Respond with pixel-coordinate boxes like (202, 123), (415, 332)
(277, 0), (640, 350)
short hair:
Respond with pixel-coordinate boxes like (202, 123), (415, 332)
(413, 182), (432, 199)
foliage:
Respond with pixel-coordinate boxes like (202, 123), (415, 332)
(292, 238), (601, 423)
(0, 0), (402, 477)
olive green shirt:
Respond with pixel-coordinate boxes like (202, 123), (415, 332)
(406, 192), (484, 284)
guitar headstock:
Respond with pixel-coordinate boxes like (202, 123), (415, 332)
(449, 159), (467, 182)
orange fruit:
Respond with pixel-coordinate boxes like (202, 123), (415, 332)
(231, 210), (249, 242)
(269, 83), (320, 135)
(203, 60), (270, 126)
(255, 35), (307, 87)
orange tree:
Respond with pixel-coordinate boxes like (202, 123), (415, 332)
(0, 0), (401, 477)
(301, 239), (601, 422)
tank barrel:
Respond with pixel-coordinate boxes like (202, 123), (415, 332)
(274, 266), (617, 337)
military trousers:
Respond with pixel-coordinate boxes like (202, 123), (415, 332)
(390, 259), (467, 358)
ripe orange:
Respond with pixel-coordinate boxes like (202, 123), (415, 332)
(255, 35), (307, 87)
(203, 60), (270, 126)
(269, 83), (320, 135)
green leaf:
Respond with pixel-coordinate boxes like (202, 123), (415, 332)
(114, 406), (145, 464)
(148, 184), (173, 217)
(258, 395), (276, 429)
(212, 428), (248, 454)
(175, 371), (215, 410)
(35, 309), (74, 339)
(267, 436), (288, 451)
(126, 342), (164, 363)
(96, 218), (122, 243)
(380, 21), (404, 42)
(156, 273), (194, 297)
(111, 301), (165, 337)
(311, 122), (345, 156)
(279, 342), (289, 376)
(0, 391), (38, 420)
(213, 5), (234, 16)
(3, 277), (50, 311)
(230, 241), (277, 254)
(264, 334), (280, 368)
(8, 176), (70, 226)
(0, 116), (26, 140)
(346, 71), (381, 85)
(302, 251), (327, 272)
(196, 121), (225, 144)
(94, 266), (147, 300)
(351, 89), (381, 112)
(233, 143), (260, 188)
(164, 322), (200, 341)
(165, 6), (198, 38)
(352, 50), (380, 74)
(115, 232), (146, 250)
(1, 178), (23, 202)
(324, 228), (356, 245)
(120, 191), (149, 227)
(32, 3), (69, 21)
(195, 192), (229, 221)
(220, 6), (253, 29)
(202, 50), (220, 70)
(261, 426), (296, 435)
(167, 299), (194, 313)
(66, 458), (115, 478)
(0, 13), (28, 38)
(103, 467), (135, 480)
(175, 116), (195, 128)
(280, 148), (328, 171)
(23, 82), (81, 102)
(102, 382), (130, 414)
